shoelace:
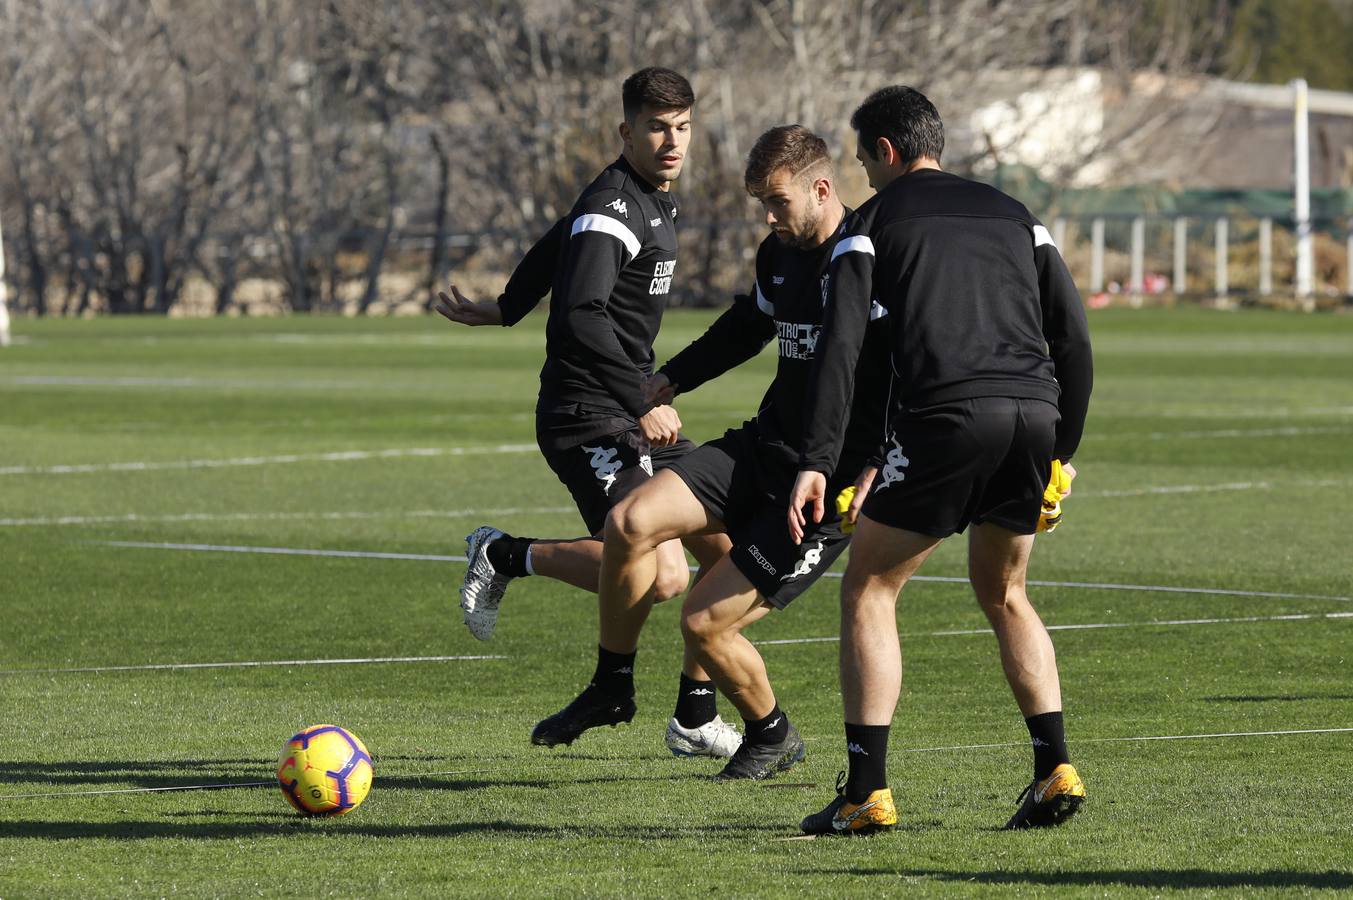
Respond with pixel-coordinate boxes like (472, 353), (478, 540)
(1012, 780), (1036, 806)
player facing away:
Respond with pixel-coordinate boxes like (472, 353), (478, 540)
(531, 126), (892, 779)
(436, 68), (741, 759)
(788, 86), (1094, 835)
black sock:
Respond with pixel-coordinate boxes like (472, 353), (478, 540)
(673, 673), (717, 729)
(590, 645), (635, 698)
(744, 705), (789, 745)
(485, 535), (535, 578)
(1025, 711), (1070, 780)
(844, 723), (890, 803)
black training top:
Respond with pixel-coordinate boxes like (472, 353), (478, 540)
(496, 216), (565, 327)
(799, 168), (1093, 476)
(525, 155), (679, 421)
(658, 218), (891, 491)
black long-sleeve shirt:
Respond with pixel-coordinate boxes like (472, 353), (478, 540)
(535, 156), (679, 420)
(496, 216), (565, 326)
(659, 222), (891, 493)
(800, 168), (1093, 475)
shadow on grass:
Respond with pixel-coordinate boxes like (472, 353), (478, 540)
(1201, 694), (1353, 703)
(0, 760), (271, 789)
(795, 868), (1353, 890)
(0, 755), (674, 792)
(0, 819), (792, 841)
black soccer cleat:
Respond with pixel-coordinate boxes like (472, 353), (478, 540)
(530, 685), (637, 748)
(714, 723), (805, 780)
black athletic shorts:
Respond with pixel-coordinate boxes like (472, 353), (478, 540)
(537, 404), (695, 536)
(667, 420), (849, 609)
(862, 396), (1059, 537)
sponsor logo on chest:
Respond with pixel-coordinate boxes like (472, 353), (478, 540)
(649, 259), (675, 296)
(776, 320), (820, 360)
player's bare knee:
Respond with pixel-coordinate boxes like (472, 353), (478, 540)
(680, 606), (717, 647)
(653, 558), (690, 603)
(604, 497), (652, 550)
(971, 577), (1023, 616)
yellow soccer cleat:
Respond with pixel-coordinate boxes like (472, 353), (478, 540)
(800, 772), (898, 836)
(1003, 762), (1087, 829)
(1037, 460), (1074, 533)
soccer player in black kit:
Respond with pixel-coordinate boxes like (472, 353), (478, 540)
(788, 87), (1093, 834)
(438, 69), (740, 758)
(532, 126), (891, 776)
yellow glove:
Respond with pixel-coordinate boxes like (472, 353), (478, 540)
(835, 485), (857, 534)
(1038, 460), (1073, 533)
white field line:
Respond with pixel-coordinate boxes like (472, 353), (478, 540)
(98, 541), (468, 562)
(1083, 425), (1352, 441)
(3, 726), (1349, 802)
(2, 373), (439, 391)
(95, 540), (1353, 603)
(0, 444), (537, 476)
(0, 506), (575, 527)
(9, 423), (1347, 478)
(756, 611), (1353, 646)
(0, 654), (506, 676)
(1082, 477), (1348, 498)
(901, 726), (1353, 754)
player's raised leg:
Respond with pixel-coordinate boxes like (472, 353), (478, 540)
(968, 521), (1085, 828)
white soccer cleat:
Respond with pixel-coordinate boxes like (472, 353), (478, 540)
(460, 525), (513, 641)
(665, 715), (743, 759)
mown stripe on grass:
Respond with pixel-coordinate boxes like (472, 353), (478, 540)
(92, 540), (1353, 603)
(757, 611), (1353, 645)
(4, 727), (1350, 802)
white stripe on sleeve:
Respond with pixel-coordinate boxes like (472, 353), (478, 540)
(572, 213), (641, 261)
(1033, 225), (1057, 249)
(830, 234), (876, 263)
(754, 280), (774, 316)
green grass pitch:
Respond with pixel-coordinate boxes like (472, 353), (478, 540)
(1, 307), (1351, 897)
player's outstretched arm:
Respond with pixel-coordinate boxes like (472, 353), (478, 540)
(435, 284), (504, 326)
(435, 216), (567, 328)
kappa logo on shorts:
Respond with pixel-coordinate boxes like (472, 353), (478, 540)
(782, 541), (824, 582)
(639, 454), (654, 477)
(747, 544), (777, 576)
(874, 436), (910, 492)
(581, 444), (623, 494)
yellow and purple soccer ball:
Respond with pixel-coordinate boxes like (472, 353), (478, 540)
(276, 724), (374, 817)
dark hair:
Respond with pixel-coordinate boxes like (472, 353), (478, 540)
(622, 67), (695, 121)
(743, 124), (833, 196)
(851, 86), (944, 164)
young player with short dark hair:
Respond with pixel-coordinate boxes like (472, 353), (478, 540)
(789, 85), (1094, 834)
(436, 69), (741, 759)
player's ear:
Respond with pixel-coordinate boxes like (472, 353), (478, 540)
(814, 177), (831, 203)
(619, 119), (631, 148)
(877, 137), (897, 167)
